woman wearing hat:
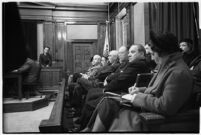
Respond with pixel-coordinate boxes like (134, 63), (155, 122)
(82, 31), (194, 132)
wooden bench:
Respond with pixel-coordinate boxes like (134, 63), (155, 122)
(39, 78), (66, 133)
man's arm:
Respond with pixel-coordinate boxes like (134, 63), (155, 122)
(131, 70), (193, 116)
(16, 62), (31, 73)
(48, 54), (52, 66)
(104, 63), (141, 93)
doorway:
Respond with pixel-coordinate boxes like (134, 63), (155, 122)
(73, 43), (93, 73)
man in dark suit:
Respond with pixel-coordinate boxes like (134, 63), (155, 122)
(12, 57), (41, 97)
(67, 52), (119, 117)
(75, 45), (150, 130)
(85, 31), (194, 132)
(77, 50), (119, 90)
(39, 46), (52, 67)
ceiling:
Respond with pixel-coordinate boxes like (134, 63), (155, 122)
(18, 2), (109, 12)
(18, 2), (109, 8)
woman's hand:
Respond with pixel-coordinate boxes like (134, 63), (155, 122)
(128, 86), (140, 95)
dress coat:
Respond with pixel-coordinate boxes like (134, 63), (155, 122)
(77, 62), (120, 90)
(189, 55), (201, 93)
(79, 58), (150, 129)
(39, 53), (52, 67)
(17, 58), (41, 83)
(87, 52), (194, 131)
(104, 58), (150, 93)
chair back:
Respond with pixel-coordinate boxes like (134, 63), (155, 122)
(135, 73), (154, 87)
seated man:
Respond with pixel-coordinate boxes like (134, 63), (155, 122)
(85, 31), (194, 132)
(189, 55), (201, 93)
(68, 55), (102, 84)
(76, 44), (150, 130)
(67, 52), (119, 116)
(13, 57), (41, 97)
(179, 38), (197, 66)
(67, 55), (103, 114)
(144, 43), (157, 71)
(77, 50), (119, 91)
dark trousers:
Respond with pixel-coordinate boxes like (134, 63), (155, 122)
(79, 88), (104, 129)
(68, 83), (87, 108)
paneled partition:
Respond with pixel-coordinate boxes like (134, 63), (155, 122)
(39, 67), (62, 90)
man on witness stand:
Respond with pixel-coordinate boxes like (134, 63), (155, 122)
(39, 46), (52, 67)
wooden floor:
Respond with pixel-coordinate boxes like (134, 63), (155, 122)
(3, 101), (54, 133)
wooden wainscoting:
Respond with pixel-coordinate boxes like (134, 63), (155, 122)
(39, 67), (62, 90)
(39, 78), (65, 133)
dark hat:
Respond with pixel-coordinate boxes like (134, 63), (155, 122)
(150, 31), (180, 54)
(180, 38), (193, 45)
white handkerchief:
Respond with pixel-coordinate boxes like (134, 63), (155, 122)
(122, 94), (133, 101)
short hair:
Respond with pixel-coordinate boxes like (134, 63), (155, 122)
(149, 31), (180, 56)
(179, 38), (193, 50)
(131, 44), (146, 56)
(93, 54), (101, 60)
(109, 50), (118, 55)
(180, 38), (193, 45)
(44, 46), (50, 50)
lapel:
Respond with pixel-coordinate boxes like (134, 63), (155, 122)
(144, 53), (181, 95)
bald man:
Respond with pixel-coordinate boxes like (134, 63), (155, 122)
(77, 51), (120, 90)
(105, 46), (129, 84)
(76, 45), (149, 130)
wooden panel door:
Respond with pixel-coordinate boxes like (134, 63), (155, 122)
(73, 43), (93, 73)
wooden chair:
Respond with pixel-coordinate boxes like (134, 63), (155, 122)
(138, 78), (201, 133)
(139, 92), (200, 132)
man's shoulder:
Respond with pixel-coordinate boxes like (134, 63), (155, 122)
(128, 59), (147, 67)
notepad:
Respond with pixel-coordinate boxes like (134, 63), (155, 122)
(121, 94), (133, 101)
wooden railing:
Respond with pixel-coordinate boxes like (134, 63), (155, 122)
(39, 78), (66, 133)
(39, 67), (62, 90)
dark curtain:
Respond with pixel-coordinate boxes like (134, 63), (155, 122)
(21, 21), (37, 60)
(149, 2), (200, 55)
(3, 2), (27, 74)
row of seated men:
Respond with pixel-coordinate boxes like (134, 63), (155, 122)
(65, 31), (201, 132)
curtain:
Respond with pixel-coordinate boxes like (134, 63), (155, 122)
(21, 21), (37, 60)
(3, 2), (27, 74)
(149, 2), (200, 54)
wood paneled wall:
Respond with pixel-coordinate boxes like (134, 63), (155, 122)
(109, 3), (135, 49)
(18, 4), (108, 75)
(43, 22), (55, 59)
(97, 24), (106, 54)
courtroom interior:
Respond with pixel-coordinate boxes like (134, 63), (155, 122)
(2, 1), (201, 133)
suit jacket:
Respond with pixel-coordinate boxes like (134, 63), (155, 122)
(189, 55), (201, 92)
(39, 53), (52, 66)
(87, 64), (102, 79)
(95, 62), (120, 82)
(105, 58), (150, 93)
(17, 58), (41, 83)
(77, 62), (120, 90)
(106, 61), (128, 83)
(132, 52), (193, 116)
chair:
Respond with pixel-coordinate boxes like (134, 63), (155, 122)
(138, 81), (201, 133)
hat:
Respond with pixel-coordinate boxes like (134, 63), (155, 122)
(150, 31), (180, 54)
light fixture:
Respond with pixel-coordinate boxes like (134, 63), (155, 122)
(57, 31), (61, 40)
(62, 32), (66, 41)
